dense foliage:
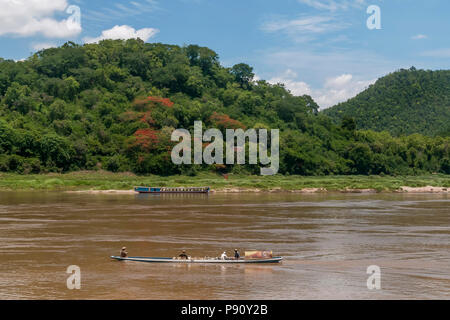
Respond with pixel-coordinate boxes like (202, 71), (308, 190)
(323, 67), (450, 136)
(0, 40), (449, 175)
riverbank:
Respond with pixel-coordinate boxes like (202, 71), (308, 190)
(0, 171), (449, 193)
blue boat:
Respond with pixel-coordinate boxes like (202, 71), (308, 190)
(110, 256), (283, 264)
(134, 186), (210, 194)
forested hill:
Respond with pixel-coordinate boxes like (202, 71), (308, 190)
(322, 68), (450, 136)
(0, 40), (449, 176)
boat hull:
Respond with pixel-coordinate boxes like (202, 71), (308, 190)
(134, 187), (210, 194)
(110, 256), (283, 264)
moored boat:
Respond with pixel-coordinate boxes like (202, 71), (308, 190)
(134, 186), (210, 194)
(110, 256), (283, 263)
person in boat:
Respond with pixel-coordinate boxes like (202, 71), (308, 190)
(179, 250), (189, 259)
(220, 251), (228, 260)
(120, 247), (128, 258)
(234, 249), (240, 260)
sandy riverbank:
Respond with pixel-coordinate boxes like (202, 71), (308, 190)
(66, 189), (136, 194)
(65, 185), (449, 194)
(397, 186), (449, 193)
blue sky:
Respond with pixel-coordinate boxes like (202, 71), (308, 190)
(1, 0), (449, 108)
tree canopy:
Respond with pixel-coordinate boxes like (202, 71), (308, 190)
(323, 67), (450, 136)
(0, 40), (448, 175)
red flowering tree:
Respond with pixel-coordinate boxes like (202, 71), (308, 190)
(133, 96), (174, 111)
(132, 128), (159, 152)
(140, 111), (156, 125)
(132, 96), (174, 126)
(209, 112), (246, 130)
(146, 96), (174, 107)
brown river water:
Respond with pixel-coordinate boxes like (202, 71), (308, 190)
(0, 191), (449, 300)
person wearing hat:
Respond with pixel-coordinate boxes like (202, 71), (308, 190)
(120, 247), (128, 258)
(234, 249), (240, 260)
(220, 251), (228, 260)
(178, 250), (189, 259)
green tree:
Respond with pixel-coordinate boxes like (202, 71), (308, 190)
(231, 63), (254, 89)
(3, 82), (36, 114)
(39, 134), (74, 171)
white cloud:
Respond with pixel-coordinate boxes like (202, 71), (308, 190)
(261, 15), (350, 42)
(83, 25), (159, 44)
(267, 69), (375, 109)
(268, 69), (312, 96)
(297, 0), (366, 11)
(31, 42), (57, 51)
(0, 0), (81, 38)
(83, 0), (160, 23)
(324, 73), (353, 88)
(412, 34), (427, 40)
(315, 74), (375, 108)
(261, 48), (394, 85)
(262, 1), (365, 43)
(263, 16), (343, 34)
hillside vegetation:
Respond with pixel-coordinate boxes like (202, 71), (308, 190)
(0, 41), (449, 176)
(323, 68), (450, 136)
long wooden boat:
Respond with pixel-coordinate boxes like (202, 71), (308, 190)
(134, 186), (210, 194)
(110, 256), (283, 264)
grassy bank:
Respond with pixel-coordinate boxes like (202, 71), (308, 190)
(0, 171), (449, 192)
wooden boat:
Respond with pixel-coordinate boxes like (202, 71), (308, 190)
(134, 186), (210, 194)
(110, 256), (283, 264)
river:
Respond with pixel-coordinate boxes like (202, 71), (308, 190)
(0, 191), (448, 299)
